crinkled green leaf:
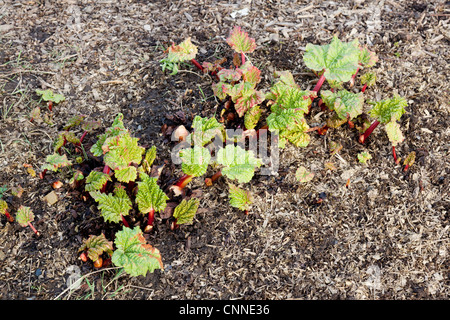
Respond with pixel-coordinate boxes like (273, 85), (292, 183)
(81, 120), (101, 132)
(79, 234), (113, 262)
(103, 133), (144, 171)
(216, 145), (261, 183)
(303, 36), (360, 82)
(217, 68), (242, 82)
(295, 166), (314, 183)
(54, 131), (81, 152)
(360, 72), (377, 86)
(36, 89), (65, 104)
(211, 81), (230, 100)
(358, 45), (378, 68)
(187, 116), (224, 147)
(63, 115), (86, 130)
(180, 146), (211, 177)
(228, 184), (252, 211)
(90, 186), (132, 223)
(112, 226), (164, 277)
(226, 26), (256, 54)
(357, 151), (372, 164)
(90, 113), (127, 157)
(321, 89), (364, 120)
(369, 95), (407, 123)
(234, 86), (265, 117)
(173, 198), (200, 225)
(283, 118), (311, 147)
(240, 62), (261, 86)
(167, 37), (198, 63)
(385, 121), (404, 146)
(85, 171), (111, 192)
(244, 105), (261, 130)
(16, 206), (34, 227)
(114, 166), (138, 183)
(41, 153), (72, 172)
(141, 146), (157, 174)
(136, 172), (168, 214)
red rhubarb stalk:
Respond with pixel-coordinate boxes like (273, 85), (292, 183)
(359, 120), (380, 144)
(205, 170), (222, 186)
(101, 165), (111, 193)
(121, 214), (129, 228)
(392, 146), (400, 164)
(312, 73), (326, 93)
(79, 131), (88, 144)
(361, 84), (368, 93)
(241, 52), (246, 65)
(190, 59), (203, 72)
(28, 221), (40, 236)
(174, 174), (193, 189)
(4, 210), (14, 223)
(350, 67), (360, 87)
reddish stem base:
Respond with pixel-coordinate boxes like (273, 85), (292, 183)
(359, 120), (380, 144)
(28, 222), (40, 236)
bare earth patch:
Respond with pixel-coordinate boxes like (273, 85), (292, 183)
(0, 0), (448, 300)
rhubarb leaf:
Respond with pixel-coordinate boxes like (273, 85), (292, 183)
(233, 85), (265, 117)
(369, 95), (407, 124)
(79, 234), (113, 262)
(226, 26), (256, 54)
(85, 171), (111, 192)
(36, 89), (65, 104)
(90, 113), (127, 157)
(403, 151), (416, 168)
(360, 72), (377, 87)
(241, 62), (262, 86)
(103, 133), (145, 173)
(54, 131), (81, 152)
(385, 121), (404, 146)
(228, 184), (252, 212)
(136, 172), (168, 215)
(112, 226), (164, 277)
(180, 146), (211, 177)
(321, 90), (364, 120)
(114, 166), (138, 183)
(41, 153), (72, 172)
(141, 146), (157, 174)
(167, 37), (198, 63)
(357, 151), (372, 164)
(303, 36), (360, 82)
(90, 186), (132, 224)
(358, 45), (378, 68)
(216, 144), (261, 183)
(16, 206), (34, 227)
(0, 200), (9, 216)
(217, 68), (243, 82)
(283, 118), (311, 148)
(81, 120), (101, 132)
(244, 105), (261, 130)
(295, 166), (314, 183)
(173, 198), (200, 225)
(188, 116), (224, 147)
(63, 115), (86, 130)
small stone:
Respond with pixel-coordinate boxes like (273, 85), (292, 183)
(44, 191), (58, 205)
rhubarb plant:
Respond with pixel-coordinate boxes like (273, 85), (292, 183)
(160, 37), (199, 75)
(16, 206), (39, 236)
(0, 200), (14, 223)
(89, 186), (132, 226)
(36, 89), (65, 112)
(266, 71), (315, 148)
(78, 233), (114, 268)
(359, 95), (407, 162)
(228, 184), (253, 214)
(111, 226), (164, 277)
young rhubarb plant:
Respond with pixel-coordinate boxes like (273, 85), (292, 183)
(359, 95), (407, 162)
(403, 151), (416, 172)
(206, 144), (261, 185)
(36, 89), (65, 112)
(16, 206), (39, 236)
(160, 37), (200, 75)
(266, 71), (315, 147)
(170, 198), (200, 230)
(136, 172), (169, 232)
(40, 153), (72, 179)
(111, 226), (164, 277)
(320, 89), (364, 132)
(171, 145), (211, 195)
(78, 233), (114, 268)
(357, 151), (372, 164)
(228, 184), (253, 215)
(0, 200), (14, 222)
(303, 36), (360, 93)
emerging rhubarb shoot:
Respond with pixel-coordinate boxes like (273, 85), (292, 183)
(403, 151), (416, 172)
(78, 234), (113, 268)
(0, 200), (14, 222)
(205, 170), (222, 186)
(16, 206), (39, 236)
(228, 184), (253, 215)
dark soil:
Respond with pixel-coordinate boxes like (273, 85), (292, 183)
(0, 0), (448, 300)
